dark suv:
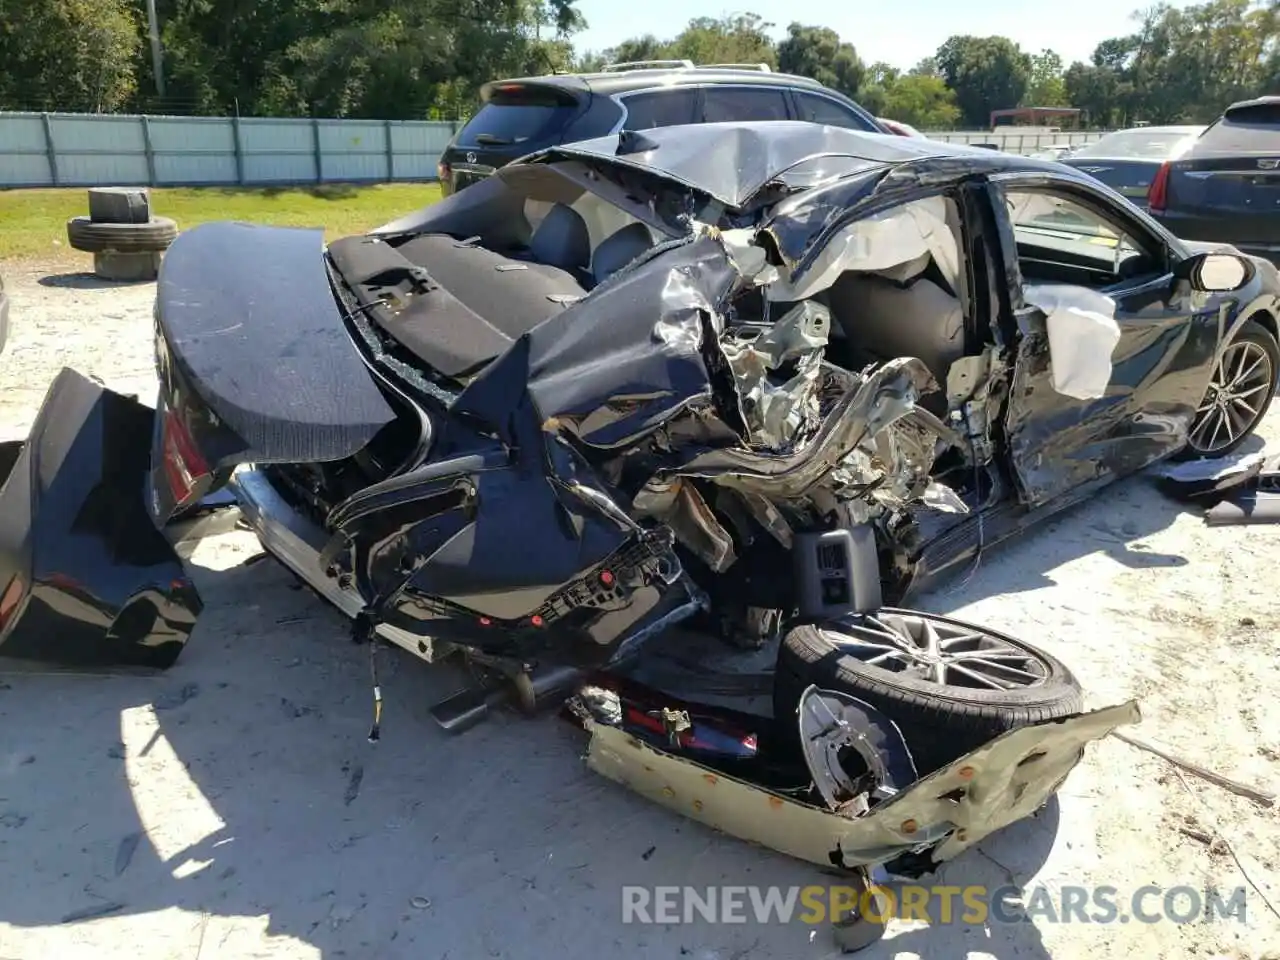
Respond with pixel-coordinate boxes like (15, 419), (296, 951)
(1148, 96), (1280, 264)
(437, 60), (887, 195)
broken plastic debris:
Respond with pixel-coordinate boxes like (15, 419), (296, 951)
(921, 482), (969, 514)
(1152, 448), (1266, 485)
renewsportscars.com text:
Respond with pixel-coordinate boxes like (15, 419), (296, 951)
(621, 884), (1249, 926)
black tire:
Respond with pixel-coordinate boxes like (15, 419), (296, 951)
(1175, 317), (1280, 461)
(774, 609), (1084, 775)
(66, 216), (178, 253)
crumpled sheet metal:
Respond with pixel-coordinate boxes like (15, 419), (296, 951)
(585, 699), (1140, 871)
(453, 234), (741, 452)
(764, 195), (962, 303)
(1023, 283), (1123, 401)
(666, 356), (937, 503)
(529, 122), (931, 210)
(632, 479), (738, 572)
(719, 301), (832, 450)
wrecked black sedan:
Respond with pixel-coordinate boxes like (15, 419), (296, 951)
(0, 122), (1271, 792)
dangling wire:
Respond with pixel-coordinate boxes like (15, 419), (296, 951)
(367, 638), (383, 743)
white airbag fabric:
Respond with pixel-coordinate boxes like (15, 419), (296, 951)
(767, 196), (960, 302)
(1023, 283), (1122, 400)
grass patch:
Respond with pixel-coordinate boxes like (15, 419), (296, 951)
(0, 182), (442, 261)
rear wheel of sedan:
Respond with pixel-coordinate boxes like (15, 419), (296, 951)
(1181, 318), (1280, 460)
(773, 610), (1084, 774)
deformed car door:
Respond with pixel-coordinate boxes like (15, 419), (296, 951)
(986, 174), (1223, 506)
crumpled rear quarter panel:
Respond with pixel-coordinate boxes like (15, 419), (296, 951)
(585, 700), (1140, 870)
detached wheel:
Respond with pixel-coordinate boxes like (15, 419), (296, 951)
(774, 609), (1083, 774)
(1180, 318), (1279, 460)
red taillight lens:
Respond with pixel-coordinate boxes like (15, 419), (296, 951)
(161, 408), (210, 507)
(1148, 160), (1172, 214)
(0, 575), (24, 632)
(437, 160), (450, 183)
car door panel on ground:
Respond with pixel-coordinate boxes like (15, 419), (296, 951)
(986, 177), (1222, 506)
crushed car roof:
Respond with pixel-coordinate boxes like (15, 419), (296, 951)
(531, 121), (1005, 208)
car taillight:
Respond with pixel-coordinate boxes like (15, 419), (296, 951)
(0, 574), (24, 632)
(437, 160), (450, 182)
(161, 408), (210, 507)
(1148, 160), (1172, 214)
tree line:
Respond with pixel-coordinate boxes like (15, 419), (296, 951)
(0, 0), (1275, 129)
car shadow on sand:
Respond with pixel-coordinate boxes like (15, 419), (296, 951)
(0, 545), (1059, 959)
(37, 272), (155, 290)
(911, 436), (1269, 609)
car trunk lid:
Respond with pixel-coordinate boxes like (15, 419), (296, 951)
(146, 221), (396, 523)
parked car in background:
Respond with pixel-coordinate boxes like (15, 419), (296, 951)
(1147, 97), (1280, 262)
(1030, 143), (1078, 161)
(437, 60), (888, 195)
(1062, 125), (1205, 209)
(876, 117), (925, 138)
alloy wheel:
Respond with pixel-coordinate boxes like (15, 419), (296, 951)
(1188, 339), (1275, 456)
(821, 611), (1050, 691)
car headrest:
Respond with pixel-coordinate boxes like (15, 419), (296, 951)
(592, 222), (655, 285)
(528, 203), (591, 273)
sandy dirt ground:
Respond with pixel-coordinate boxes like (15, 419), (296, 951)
(0, 260), (1277, 960)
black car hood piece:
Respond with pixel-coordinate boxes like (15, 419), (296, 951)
(530, 122), (954, 208)
(156, 221), (396, 463)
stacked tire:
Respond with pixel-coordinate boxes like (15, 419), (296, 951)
(66, 187), (178, 281)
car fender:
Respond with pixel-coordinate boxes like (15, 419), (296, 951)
(0, 368), (200, 669)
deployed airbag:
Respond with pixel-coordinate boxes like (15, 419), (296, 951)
(1023, 283), (1122, 400)
(766, 195), (961, 302)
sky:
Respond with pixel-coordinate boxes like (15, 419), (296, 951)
(569, 0), (1198, 70)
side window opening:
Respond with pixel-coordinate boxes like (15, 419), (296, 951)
(793, 91), (876, 131)
(700, 86), (791, 123)
(1003, 190), (1162, 290)
(620, 90), (699, 130)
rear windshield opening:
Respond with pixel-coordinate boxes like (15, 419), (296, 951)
(457, 86), (579, 148)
